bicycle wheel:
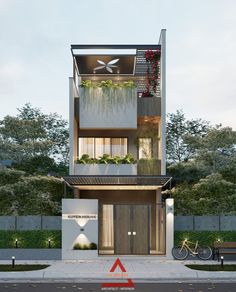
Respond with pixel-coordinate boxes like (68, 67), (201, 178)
(172, 246), (189, 260)
(197, 246), (212, 260)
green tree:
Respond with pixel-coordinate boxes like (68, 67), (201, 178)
(194, 126), (236, 174)
(166, 110), (210, 162)
(0, 168), (65, 215)
(0, 103), (69, 174)
(173, 174), (236, 215)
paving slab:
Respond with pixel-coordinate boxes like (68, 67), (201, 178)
(0, 258), (236, 283)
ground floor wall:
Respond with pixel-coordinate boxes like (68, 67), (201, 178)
(61, 192), (174, 260)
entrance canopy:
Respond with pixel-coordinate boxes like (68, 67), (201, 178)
(64, 175), (172, 190)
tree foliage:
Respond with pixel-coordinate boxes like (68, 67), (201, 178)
(167, 111), (236, 215)
(166, 110), (210, 162)
(173, 174), (236, 215)
(0, 103), (69, 175)
(0, 168), (66, 215)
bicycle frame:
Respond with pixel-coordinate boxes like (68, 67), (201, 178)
(181, 239), (199, 256)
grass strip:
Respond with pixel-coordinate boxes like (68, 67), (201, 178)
(186, 264), (236, 271)
(0, 264), (50, 272)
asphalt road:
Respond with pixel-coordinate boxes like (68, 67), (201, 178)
(0, 283), (235, 292)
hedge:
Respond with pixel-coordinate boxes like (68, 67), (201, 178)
(175, 231), (236, 247)
(0, 230), (61, 248)
(2, 230), (236, 249)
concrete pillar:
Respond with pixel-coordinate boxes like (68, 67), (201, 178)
(74, 188), (80, 199)
(166, 198), (174, 259)
(159, 29), (167, 175)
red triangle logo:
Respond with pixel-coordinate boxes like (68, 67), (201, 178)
(101, 258), (135, 288)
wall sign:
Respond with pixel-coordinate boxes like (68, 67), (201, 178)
(62, 214), (98, 220)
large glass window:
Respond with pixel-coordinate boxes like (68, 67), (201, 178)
(78, 138), (128, 158)
(138, 138), (152, 159)
(112, 138), (127, 157)
(78, 137), (94, 157)
(95, 138), (111, 158)
(101, 205), (114, 250)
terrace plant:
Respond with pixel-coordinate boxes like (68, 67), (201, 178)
(142, 49), (161, 97)
(80, 79), (135, 89)
(76, 154), (98, 164)
(75, 154), (136, 164)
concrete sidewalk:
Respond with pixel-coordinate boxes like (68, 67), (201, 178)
(0, 258), (236, 283)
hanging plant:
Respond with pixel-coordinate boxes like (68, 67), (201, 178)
(142, 49), (161, 97)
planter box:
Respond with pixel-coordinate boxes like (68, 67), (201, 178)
(138, 96), (161, 116)
(74, 164), (137, 175)
(62, 249), (98, 260)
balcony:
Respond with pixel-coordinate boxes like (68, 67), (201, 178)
(74, 164), (137, 176)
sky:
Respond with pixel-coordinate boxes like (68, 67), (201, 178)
(0, 0), (236, 129)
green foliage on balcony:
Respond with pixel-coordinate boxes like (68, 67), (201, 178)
(138, 158), (161, 175)
(80, 79), (135, 89)
(76, 153), (136, 164)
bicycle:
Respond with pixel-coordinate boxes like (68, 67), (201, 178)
(172, 239), (212, 260)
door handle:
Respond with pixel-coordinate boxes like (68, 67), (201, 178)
(128, 231), (131, 235)
(133, 231), (136, 235)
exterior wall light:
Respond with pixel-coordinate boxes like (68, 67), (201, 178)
(80, 228), (84, 232)
(15, 239), (18, 248)
(12, 256), (15, 268)
(221, 256), (224, 268)
(166, 198), (174, 213)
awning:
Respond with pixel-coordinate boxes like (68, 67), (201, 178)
(63, 175), (172, 190)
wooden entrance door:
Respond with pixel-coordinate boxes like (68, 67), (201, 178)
(114, 205), (149, 255)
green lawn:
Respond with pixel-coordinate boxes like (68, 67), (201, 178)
(0, 265), (50, 272)
(186, 264), (236, 271)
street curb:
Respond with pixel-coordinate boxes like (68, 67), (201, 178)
(1, 278), (236, 283)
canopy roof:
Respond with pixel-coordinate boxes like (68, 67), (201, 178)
(71, 44), (161, 76)
(64, 175), (171, 190)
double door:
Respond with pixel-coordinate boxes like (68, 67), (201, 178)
(114, 204), (149, 255)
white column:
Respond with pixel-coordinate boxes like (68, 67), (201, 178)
(69, 77), (75, 175)
(166, 198), (174, 259)
(159, 29), (167, 175)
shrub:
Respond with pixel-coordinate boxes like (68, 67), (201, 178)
(73, 242), (97, 250)
(0, 230), (61, 248)
(175, 231), (236, 247)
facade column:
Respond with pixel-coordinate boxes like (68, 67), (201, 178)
(166, 198), (174, 259)
(159, 29), (167, 175)
(74, 188), (80, 198)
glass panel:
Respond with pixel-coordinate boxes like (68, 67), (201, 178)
(150, 204), (166, 255)
(78, 138), (94, 157)
(78, 137), (128, 158)
(100, 205), (114, 254)
(95, 138), (111, 158)
(111, 138), (127, 157)
(139, 138), (152, 159)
